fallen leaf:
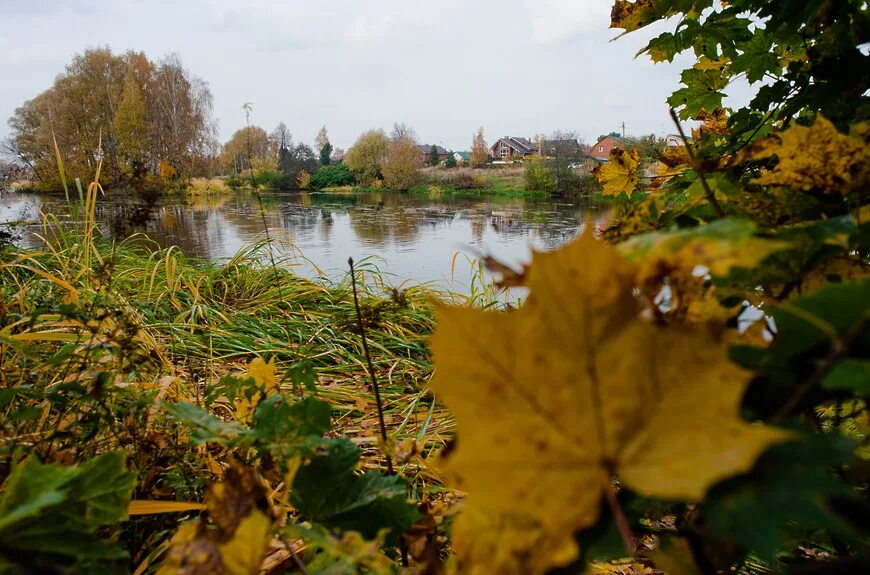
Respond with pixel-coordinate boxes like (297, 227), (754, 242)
(430, 231), (791, 574)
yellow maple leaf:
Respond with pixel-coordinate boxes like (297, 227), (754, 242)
(618, 219), (787, 281)
(593, 148), (642, 197)
(749, 115), (869, 195)
(157, 464), (272, 575)
(217, 512), (272, 575)
(430, 231), (790, 575)
(610, 0), (656, 32)
(235, 357), (279, 422)
(692, 107), (730, 141)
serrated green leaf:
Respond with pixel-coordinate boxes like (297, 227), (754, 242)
(291, 439), (420, 546)
(0, 453), (136, 572)
(668, 68), (728, 118)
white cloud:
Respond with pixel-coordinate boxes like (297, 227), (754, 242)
(346, 15), (396, 47)
(528, 0), (612, 44)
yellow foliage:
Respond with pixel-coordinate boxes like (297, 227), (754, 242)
(158, 160), (177, 181)
(158, 464), (272, 575)
(430, 231), (790, 575)
(216, 512), (272, 575)
(297, 170), (311, 189)
(692, 107), (730, 141)
(649, 536), (702, 575)
(749, 115), (869, 195)
(593, 148), (642, 196)
(610, 0), (656, 32)
(234, 357), (279, 422)
(618, 220), (787, 281)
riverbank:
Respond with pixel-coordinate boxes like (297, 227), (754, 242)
(0, 226), (472, 570)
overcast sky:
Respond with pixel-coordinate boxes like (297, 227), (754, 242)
(0, 0), (753, 151)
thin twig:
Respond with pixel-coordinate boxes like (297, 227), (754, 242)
(604, 481), (636, 555)
(669, 107), (725, 218)
(279, 533), (311, 575)
(348, 257), (394, 475)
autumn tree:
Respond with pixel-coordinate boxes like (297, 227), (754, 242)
(148, 53), (215, 178)
(113, 75), (149, 177)
(538, 130), (586, 194)
(6, 48), (214, 188)
(314, 126), (329, 152)
(470, 127), (488, 167)
(271, 123), (291, 156)
(345, 129), (389, 185)
(383, 136), (422, 190)
(221, 126), (270, 174)
(390, 122), (418, 144)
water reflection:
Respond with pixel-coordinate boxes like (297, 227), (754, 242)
(1, 189), (609, 290)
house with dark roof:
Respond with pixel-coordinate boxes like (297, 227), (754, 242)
(589, 135), (626, 161)
(490, 137), (539, 160)
(416, 144), (450, 164)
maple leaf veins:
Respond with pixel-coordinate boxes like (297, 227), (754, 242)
(430, 231), (791, 575)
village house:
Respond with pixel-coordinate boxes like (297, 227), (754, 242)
(664, 133), (690, 147)
(416, 144), (450, 164)
(589, 134), (625, 161)
(453, 151), (471, 164)
(490, 136), (538, 160)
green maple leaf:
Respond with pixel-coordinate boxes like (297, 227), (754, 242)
(668, 67), (728, 118)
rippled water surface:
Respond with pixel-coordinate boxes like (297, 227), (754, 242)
(0, 189), (609, 291)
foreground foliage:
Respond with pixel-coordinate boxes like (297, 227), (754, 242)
(1, 0), (869, 573)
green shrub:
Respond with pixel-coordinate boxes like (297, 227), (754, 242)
(523, 159), (556, 192)
(251, 170), (290, 189)
(310, 164), (356, 190)
(225, 173), (242, 189)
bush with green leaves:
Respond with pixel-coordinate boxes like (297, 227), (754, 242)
(310, 163), (356, 190)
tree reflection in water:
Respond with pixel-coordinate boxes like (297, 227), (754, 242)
(1, 189), (609, 290)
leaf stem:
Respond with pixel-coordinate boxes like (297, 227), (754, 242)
(604, 480), (636, 556)
(348, 257), (394, 475)
(669, 107), (725, 218)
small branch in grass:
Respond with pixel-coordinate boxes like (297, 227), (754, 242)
(348, 257), (394, 475)
(669, 107), (725, 218)
(604, 480), (636, 555)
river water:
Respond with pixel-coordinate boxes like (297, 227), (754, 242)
(0, 189), (608, 292)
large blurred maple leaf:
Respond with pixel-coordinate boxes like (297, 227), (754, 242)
(430, 231), (790, 575)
